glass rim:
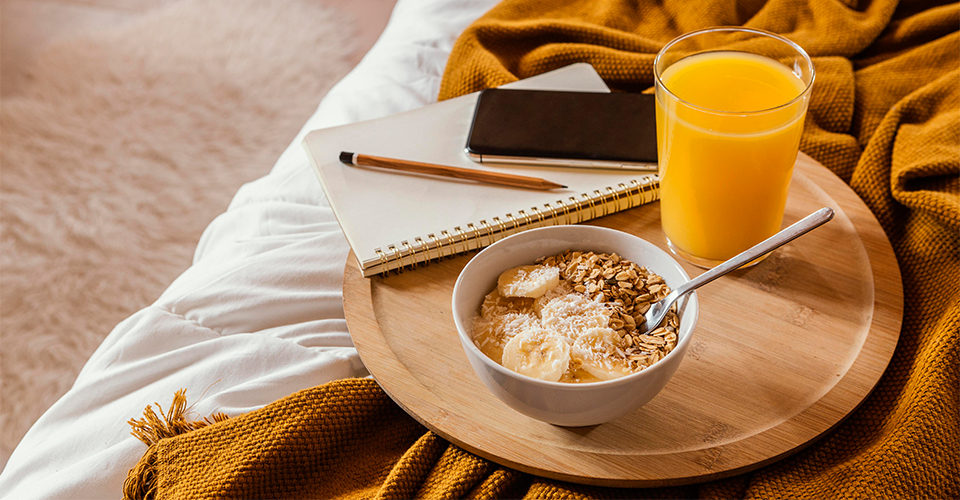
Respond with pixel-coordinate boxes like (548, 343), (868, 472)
(653, 26), (816, 116)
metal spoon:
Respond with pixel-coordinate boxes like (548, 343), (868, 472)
(638, 207), (835, 335)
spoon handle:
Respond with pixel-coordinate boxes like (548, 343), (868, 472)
(672, 207), (835, 298)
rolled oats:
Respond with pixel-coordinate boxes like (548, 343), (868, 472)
(549, 249), (680, 372)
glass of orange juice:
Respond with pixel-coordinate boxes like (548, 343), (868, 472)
(654, 27), (815, 268)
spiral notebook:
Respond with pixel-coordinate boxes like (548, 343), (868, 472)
(304, 64), (660, 277)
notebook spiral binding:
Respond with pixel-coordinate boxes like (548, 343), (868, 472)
(368, 175), (659, 277)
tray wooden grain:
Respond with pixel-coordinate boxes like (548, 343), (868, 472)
(342, 153), (903, 487)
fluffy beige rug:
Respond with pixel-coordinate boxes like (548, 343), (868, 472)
(0, 0), (355, 469)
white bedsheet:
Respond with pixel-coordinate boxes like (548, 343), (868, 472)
(0, 1), (499, 497)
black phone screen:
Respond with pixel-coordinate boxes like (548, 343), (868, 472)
(466, 89), (658, 163)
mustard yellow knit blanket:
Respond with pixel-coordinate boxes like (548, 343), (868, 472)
(124, 0), (959, 498)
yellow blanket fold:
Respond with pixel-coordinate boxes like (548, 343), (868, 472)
(124, 1), (959, 498)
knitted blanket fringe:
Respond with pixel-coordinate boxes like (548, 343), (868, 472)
(124, 389), (229, 500)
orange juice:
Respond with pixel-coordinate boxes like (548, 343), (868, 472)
(655, 50), (809, 265)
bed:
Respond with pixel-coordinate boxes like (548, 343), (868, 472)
(2, 0), (956, 497)
(0, 0), (501, 497)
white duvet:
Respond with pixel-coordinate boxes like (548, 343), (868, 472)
(0, 0), (499, 497)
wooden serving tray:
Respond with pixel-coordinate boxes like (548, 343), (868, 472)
(342, 153), (903, 487)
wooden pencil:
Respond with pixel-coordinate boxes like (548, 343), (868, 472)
(339, 152), (567, 191)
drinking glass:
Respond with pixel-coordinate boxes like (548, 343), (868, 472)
(654, 27), (815, 268)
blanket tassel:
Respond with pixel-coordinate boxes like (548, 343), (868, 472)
(123, 388), (230, 500)
(123, 445), (158, 500)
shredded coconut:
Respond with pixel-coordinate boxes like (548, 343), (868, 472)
(540, 293), (609, 343)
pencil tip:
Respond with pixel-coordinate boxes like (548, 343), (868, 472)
(560, 185), (568, 189)
(339, 151), (354, 164)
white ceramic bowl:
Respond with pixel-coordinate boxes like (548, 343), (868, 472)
(452, 225), (698, 427)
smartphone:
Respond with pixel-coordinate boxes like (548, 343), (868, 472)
(465, 89), (658, 170)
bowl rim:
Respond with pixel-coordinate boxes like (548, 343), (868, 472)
(452, 224), (699, 389)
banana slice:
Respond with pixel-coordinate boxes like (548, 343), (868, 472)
(533, 280), (572, 316)
(498, 265), (560, 298)
(473, 309), (539, 364)
(480, 289), (534, 317)
(501, 326), (571, 382)
(540, 293), (609, 341)
(573, 327), (632, 381)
